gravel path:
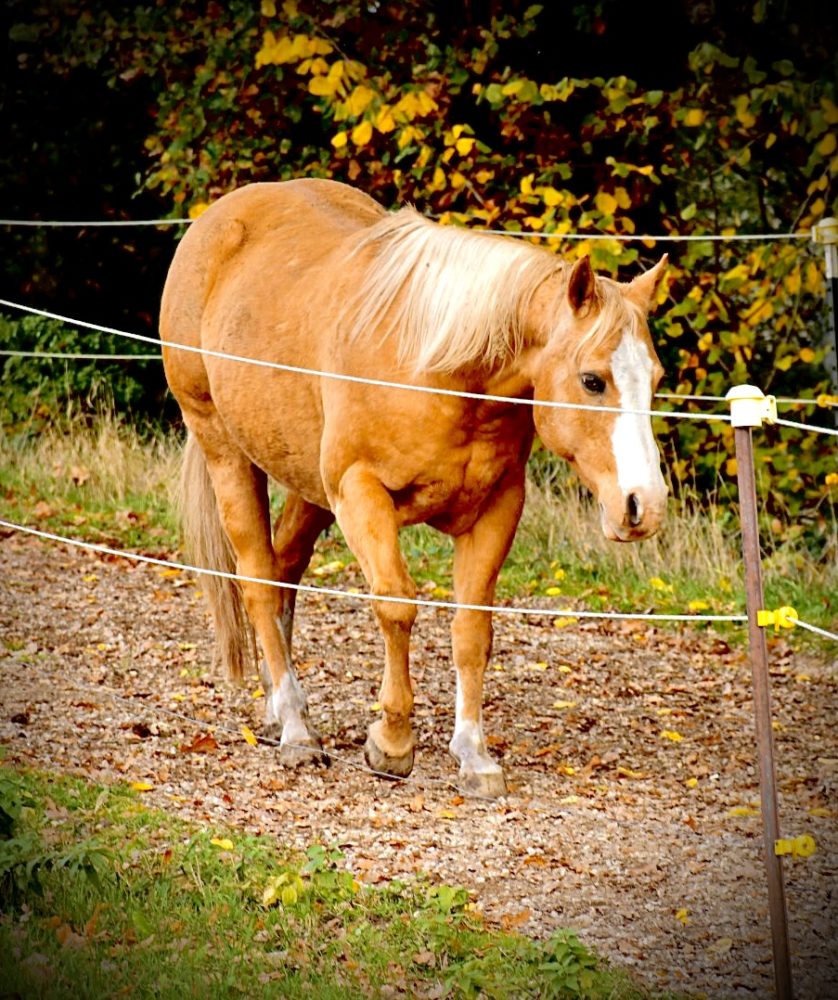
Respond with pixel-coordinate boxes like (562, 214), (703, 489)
(1, 533), (836, 998)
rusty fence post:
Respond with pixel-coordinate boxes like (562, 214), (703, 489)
(726, 385), (793, 1000)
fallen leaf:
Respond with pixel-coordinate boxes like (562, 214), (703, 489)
(179, 732), (219, 754)
(675, 908), (690, 925)
(661, 730), (684, 742)
(707, 937), (733, 954)
(210, 837), (234, 851)
(241, 725), (259, 747)
(130, 781), (153, 792)
(500, 909), (531, 930)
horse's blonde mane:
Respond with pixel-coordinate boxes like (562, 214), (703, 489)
(345, 208), (563, 373)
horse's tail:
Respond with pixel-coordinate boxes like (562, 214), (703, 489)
(179, 433), (257, 684)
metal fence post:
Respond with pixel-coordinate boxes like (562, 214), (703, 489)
(812, 217), (838, 426)
(726, 385), (793, 1000)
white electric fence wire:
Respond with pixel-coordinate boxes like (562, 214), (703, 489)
(0, 518), (748, 625)
(0, 218), (188, 227)
(774, 416), (838, 437)
(479, 229), (808, 242)
(792, 618), (838, 643)
(0, 350), (160, 361)
(0, 347), (831, 411)
(0, 216), (810, 242)
(0, 298), (731, 424)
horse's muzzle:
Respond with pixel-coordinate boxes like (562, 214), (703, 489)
(599, 488), (667, 542)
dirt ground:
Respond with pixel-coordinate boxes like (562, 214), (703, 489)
(1, 532), (836, 999)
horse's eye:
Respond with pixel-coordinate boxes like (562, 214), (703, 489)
(581, 372), (606, 395)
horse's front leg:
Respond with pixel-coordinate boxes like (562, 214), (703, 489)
(333, 464), (417, 778)
(450, 475), (526, 798)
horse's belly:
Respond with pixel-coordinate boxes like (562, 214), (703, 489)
(209, 363), (330, 508)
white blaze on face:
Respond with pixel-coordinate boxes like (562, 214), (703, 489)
(610, 329), (666, 496)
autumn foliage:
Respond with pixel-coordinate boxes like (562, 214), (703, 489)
(6, 0), (838, 532)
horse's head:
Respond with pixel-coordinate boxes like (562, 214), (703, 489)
(530, 255), (669, 542)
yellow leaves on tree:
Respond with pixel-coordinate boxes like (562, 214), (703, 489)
(256, 31), (332, 69)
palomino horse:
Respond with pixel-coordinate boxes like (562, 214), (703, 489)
(160, 179), (668, 797)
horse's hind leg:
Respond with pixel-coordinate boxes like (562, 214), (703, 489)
(272, 493), (335, 652)
(259, 494), (334, 734)
(192, 423), (323, 766)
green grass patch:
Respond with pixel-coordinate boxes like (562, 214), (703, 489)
(0, 762), (682, 999)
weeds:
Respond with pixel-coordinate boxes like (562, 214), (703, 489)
(0, 763), (679, 999)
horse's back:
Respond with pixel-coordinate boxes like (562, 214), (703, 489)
(160, 180), (386, 505)
(160, 179), (384, 354)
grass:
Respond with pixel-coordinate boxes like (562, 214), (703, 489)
(0, 762), (683, 999)
(0, 412), (835, 652)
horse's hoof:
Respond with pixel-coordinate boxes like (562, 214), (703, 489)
(458, 766), (508, 799)
(364, 732), (414, 779)
(279, 736), (327, 769)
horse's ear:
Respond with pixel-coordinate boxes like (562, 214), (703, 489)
(567, 256), (596, 315)
(627, 254), (669, 311)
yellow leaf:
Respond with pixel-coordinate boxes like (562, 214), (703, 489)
(616, 766), (645, 779)
(661, 730), (684, 742)
(455, 137), (475, 155)
(683, 108), (705, 126)
(130, 781), (153, 792)
(211, 837), (234, 851)
(649, 576), (673, 592)
(345, 84), (375, 117)
(331, 130), (348, 149)
(502, 80), (524, 96)
(309, 73), (340, 96)
(241, 725), (258, 747)
(376, 106), (396, 133)
(595, 191), (618, 216)
(352, 122), (372, 146)
(734, 94), (756, 128)
(728, 806), (760, 817)
(826, 473), (838, 487)
(281, 885), (298, 906)
(261, 0), (276, 14)
(688, 599), (710, 612)
(725, 457), (738, 477)
(370, 701), (381, 712)
(808, 806), (833, 818)
(188, 202), (209, 220)
(252, 687), (265, 699)
(436, 808), (457, 819)
(675, 908), (689, 925)
(799, 347), (816, 363)
(553, 615), (578, 629)
(545, 586), (562, 596)
(520, 173), (535, 196)
(685, 777), (699, 788)
(542, 186), (562, 207)
(529, 661), (548, 671)
(817, 133), (837, 157)
(552, 700), (577, 710)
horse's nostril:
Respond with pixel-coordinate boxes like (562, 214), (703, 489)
(627, 492), (642, 527)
